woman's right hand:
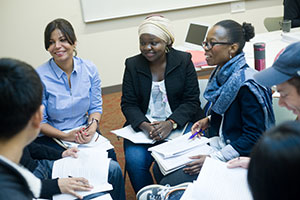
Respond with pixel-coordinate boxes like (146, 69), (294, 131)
(63, 128), (81, 142)
(139, 121), (156, 138)
(191, 117), (210, 136)
(227, 157), (250, 169)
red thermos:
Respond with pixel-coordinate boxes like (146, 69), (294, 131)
(254, 42), (266, 71)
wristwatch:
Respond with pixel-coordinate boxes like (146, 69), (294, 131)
(168, 119), (177, 130)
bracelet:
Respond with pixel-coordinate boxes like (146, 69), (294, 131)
(86, 118), (99, 129)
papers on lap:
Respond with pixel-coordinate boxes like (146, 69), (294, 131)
(111, 124), (187, 144)
(52, 148), (113, 200)
(148, 133), (213, 175)
(180, 157), (253, 200)
(51, 127), (114, 200)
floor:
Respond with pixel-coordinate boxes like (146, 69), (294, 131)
(99, 91), (136, 200)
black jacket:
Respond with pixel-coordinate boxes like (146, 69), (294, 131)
(209, 86), (266, 156)
(121, 48), (204, 131)
(20, 142), (63, 199)
(0, 158), (35, 200)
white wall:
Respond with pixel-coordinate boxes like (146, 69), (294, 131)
(0, 0), (283, 88)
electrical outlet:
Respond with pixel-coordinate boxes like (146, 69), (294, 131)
(231, 1), (245, 13)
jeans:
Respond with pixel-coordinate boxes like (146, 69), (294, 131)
(123, 139), (156, 193)
(152, 162), (198, 186)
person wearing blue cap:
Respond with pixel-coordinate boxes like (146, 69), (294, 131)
(253, 41), (300, 120)
(228, 41), (300, 169)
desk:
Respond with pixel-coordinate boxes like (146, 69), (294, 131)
(244, 28), (300, 69)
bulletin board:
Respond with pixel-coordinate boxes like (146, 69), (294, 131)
(80, 0), (239, 23)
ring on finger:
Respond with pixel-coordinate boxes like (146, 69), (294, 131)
(158, 133), (162, 139)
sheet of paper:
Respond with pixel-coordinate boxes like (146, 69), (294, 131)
(148, 133), (210, 158)
(111, 125), (187, 144)
(111, 125), (154, 144)
(92, 193), (112, 200)
(180, 157), (253, 200)
(52, 148), (112, 200)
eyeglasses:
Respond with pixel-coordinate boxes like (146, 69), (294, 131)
(202, 41), (233, 50)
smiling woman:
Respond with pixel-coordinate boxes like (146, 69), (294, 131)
(34, 18), (126, 200)
(121, 15), (204, 193)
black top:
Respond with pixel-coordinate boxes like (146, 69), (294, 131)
(121, 48), (204, 131)
(20, 142), (63, 198)
(284, 0), (300, 28)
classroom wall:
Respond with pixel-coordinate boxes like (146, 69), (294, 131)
(0, 0), (283, 88)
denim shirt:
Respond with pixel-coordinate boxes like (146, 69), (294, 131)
(36, 57), (102, 131)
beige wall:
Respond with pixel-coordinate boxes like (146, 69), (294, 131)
(0, 0), (283, 88)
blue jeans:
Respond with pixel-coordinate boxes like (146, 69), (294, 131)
(124, 139), (157, 193)
(33, 150), (125, 200)
(124, 122), (193, 193)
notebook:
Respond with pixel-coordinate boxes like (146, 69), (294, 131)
(175, 22), (210, 51)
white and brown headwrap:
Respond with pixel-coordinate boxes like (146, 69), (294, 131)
(138, 15), (175, 46)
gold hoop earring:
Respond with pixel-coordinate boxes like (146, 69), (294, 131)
(73, 47), (77, 57)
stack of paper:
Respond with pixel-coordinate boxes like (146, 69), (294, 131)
(148, 133), (213, 175)
(180, 157), (253, 200)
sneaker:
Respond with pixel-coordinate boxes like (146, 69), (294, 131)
(136, 182), (191, 200)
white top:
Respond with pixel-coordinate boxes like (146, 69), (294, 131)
(146, 80), (172, 121)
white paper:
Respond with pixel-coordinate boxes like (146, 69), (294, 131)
(148, 133), (210, 158)
(111, 125), (154, 144)
(180, 157), (253, 200)
(111, 125), (187, 144)
(52, 148), (112, 200)
(92, 193), (112, 200)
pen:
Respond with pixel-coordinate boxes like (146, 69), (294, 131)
(188, 129), (205, 140)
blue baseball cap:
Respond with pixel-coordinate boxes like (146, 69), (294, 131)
(254, 42), (300, 87)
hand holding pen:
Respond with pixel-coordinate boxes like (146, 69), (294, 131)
(189, 117), (210, 140)
(188, 128), (205, 140)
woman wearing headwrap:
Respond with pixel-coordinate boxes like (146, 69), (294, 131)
(121, 15), (204, 193)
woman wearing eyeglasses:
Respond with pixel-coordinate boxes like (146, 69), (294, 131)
(152, 19), (275, 186)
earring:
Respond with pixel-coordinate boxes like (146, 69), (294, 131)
(229, 54), (232, 59)
(73, 47), (77, 57)
(165, 46), (170, 53)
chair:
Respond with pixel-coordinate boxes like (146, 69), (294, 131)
(272, 97), (297, 124)
(264, 16), (283, 32)
(198, 79), (208, 109)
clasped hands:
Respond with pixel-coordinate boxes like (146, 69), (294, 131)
(64, 123), (97, 144)
(140, 121), (173, 141)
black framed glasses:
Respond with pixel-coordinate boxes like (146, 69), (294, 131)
(202, 41), (233, 50)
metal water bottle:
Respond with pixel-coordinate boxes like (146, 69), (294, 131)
(254, 42), (266, 71)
